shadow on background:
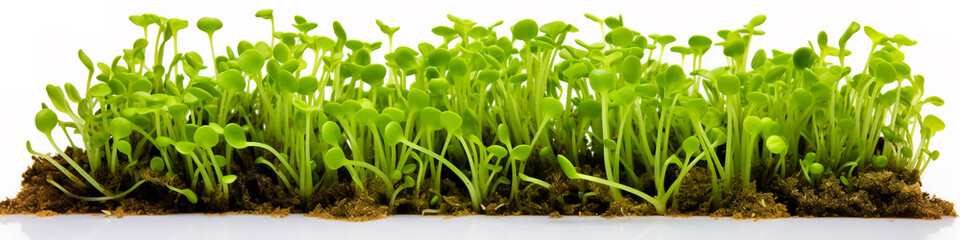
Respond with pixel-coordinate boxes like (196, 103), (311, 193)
(1, 214), (956, 240)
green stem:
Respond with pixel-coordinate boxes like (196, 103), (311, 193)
(401, 139), (480, 211)
(574, 174), (665, 214)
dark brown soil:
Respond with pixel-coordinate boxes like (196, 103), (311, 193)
(1, 149), (954, 220)
(712, 177), (790, 219)
(769, 166), (956, 219)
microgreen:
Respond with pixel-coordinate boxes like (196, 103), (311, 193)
(23, 12), (943, 216)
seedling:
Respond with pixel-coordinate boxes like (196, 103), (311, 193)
(19, 12), (944, 218)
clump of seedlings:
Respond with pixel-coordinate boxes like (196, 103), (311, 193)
(2, 11), (953, 219)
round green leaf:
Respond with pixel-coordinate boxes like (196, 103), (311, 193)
(793, 47), (815, 69)
(109, 117), (134, 139)
(837, 118), (855, 130)
(89, 83), (112, 97)
(238, 49), (265, 74)
(35, 108), (58, 134)
(217, 69), (245, 92)
(688, 35), (712, 54)
(427, 49), (451, 67)
(497, 124), (511, 145)
(722, 38), (745, 57)
(588, 69), (615, 94)
(765, 135), (787, 154)
(255, 9), (273, 20)
(818, 31), (829, 49)
(169, 18), (189, 32)
(384, 122), (404, 146)
(809, 163), (825, 174)
(428, 78), (449, 96)
(511, 145), (533, 161)
(150, 156), (165, 172)
(682, 136), (700, 155)
(717, 75), (740, 96)
(746, 92), (770, 107)
(620, 56), (642, 84)
(320, 121), (341, 146)
(196, 17), (223, 35)
(174, 141), (196, 155)
(155, 137), (175, 148)
(477, 69), (500, 83)
(431, 26), (456, 37)
(881, 126), (905, 143)
(509, 73), (528, 84)
(116, 140), (131, 156)
(276, 69), (298, 93)
(924, 115), (945, 132)
(790, 88), (813, 109)
(407, 89), (429, 110)
(389, 170), (402, 181)
(223, 123), (248, 149)
(512, 19), (539, 41)
(361, 64), (387, 85)
(193, 125), (220, 149)
(608, 27), (634, 47)
(804, 152), (818, 166)
(872, 155), (888, 168)
(604, 16), (622, 29)
(273, 44), (290, 62)
(322, 102), (346, 119)
(656, 35), (677, 46)
(539, 21), (566, 37)
(743, 116), (762, 136)
(664, 64), (686, 87)
(541, 97), (563, 120)
(214, 156), (228, 168)
(563, 62), (589, 79)
(891, 62), (911, 77)
(761, 117), (781, 138)
(298, 76), (318, 95)
(401, 163), (417, 175)
(447, 58), (467, 78)
(129, 14), (149, 27)
(874, 60), (898, 84)
(324, 148), (347, 170)
(610, 88), (637, 106)
(764, 66), (787, 83)
(488, 145), (508, 159)
(440, 111), (462, 131)
(419, 107), (442, 130)
(603, 138), (616, 150)
(634, 84), (658, 99)
(578, 99), (602, 120)
(382, 107), (405, 122)
(393, 48), (418, 70)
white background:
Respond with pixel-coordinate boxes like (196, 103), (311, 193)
(1, 0), (958, 239)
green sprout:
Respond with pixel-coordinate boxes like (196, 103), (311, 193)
(19, 11), (944, 217)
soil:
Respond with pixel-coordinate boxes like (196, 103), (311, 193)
(769, 166), (956, 219)
(1, 148), (954, 220)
